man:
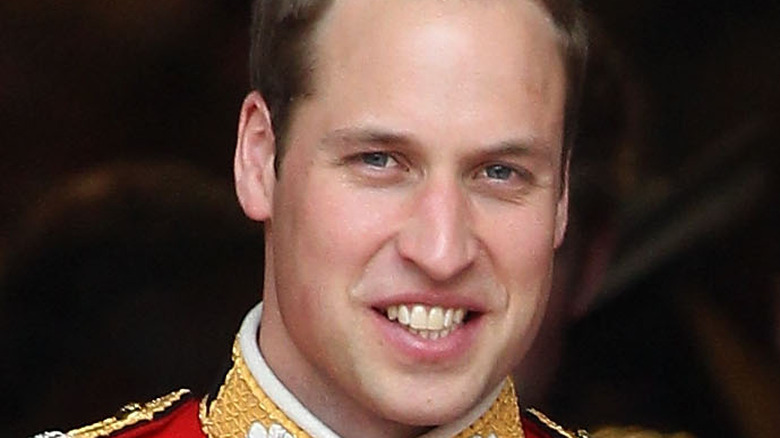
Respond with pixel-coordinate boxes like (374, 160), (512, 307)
(41, 0), (590, 436)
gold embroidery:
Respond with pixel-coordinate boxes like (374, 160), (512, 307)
(199, 339), (310, 438)
(200, 337), (525, 437)
(525, 408), (588, 438)
(68, 389), (190, 438)
(452, 379), (525, 438)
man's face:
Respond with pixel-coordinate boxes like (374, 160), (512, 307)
(256, 0), (567, 429)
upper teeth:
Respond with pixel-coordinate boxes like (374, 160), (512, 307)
(386, 304), (466, 331)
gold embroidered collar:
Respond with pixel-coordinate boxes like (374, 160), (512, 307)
(199, 339), (525, 438)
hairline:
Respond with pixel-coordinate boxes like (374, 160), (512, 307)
(254, 0), (586, 179)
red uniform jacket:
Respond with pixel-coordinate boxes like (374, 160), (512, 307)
(62, 390), (584, 438)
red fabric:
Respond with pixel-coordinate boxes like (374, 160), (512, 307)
(522, 414), (554, 438)
(102, 397), (553, 438)
(110, 398), (205, 438)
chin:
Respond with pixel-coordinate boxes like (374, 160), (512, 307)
(386, 402), (470, 428)
(368, 378), (490, 427)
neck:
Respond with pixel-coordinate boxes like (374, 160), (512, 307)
(201, 308), (525, 438)
(259, 296), (430, 438)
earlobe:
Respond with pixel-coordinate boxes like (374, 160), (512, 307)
(235, 91), (276, 222)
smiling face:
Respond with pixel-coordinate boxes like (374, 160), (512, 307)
(235, 0), (568, 435)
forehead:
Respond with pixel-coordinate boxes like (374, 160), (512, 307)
(311, 0), (563, 80)
(299, 0), (566, 151)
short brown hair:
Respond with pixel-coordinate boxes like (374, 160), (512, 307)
(249, 0), (588, 168)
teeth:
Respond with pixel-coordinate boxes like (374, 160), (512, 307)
(410, 305), (428, 329)
(398, 305), (410, 325)
(387, 306), (398, 321)
(454, 308), (465, 324)
(427, 307), (444, 330)
(385, 304), (469, 340)
(443, 308), (453, 328)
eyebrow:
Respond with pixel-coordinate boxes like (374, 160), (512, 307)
(484, 140), (537, 156)
(481, 138), (556, 163)
(320, 127), (417, 149)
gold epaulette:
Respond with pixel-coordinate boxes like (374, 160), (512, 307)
(66, 389), (191, 438)
(525, 408), (590, 438)
(524, 410), (696, 438)
(589, 427), (696, 438)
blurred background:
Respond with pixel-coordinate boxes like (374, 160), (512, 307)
(1, 1), (778, 437)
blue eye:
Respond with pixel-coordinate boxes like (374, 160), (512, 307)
(484, 164), (514, 180)
(361, 152), (392, 168)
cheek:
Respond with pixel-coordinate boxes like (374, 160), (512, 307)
(277, 176), (404, 296)
(301, 183), (402, 259)
(483, 204), (558, 349)
(489, 211), (557, 346)
(482, 205), (558, 285)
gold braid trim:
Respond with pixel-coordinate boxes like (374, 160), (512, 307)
(452, 379), (525, 438)
(525, 408), (589, 438)
(68, 389), (191, 438)
(199, 339), (310, 438)
(199, 337), (525, 437)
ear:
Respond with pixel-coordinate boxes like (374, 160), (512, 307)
(235, 91), (276, 222)
(553, 152), (570, 249)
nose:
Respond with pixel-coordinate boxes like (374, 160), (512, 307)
(396, 176), (478, 282)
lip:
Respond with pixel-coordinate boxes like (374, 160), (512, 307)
(368, 304), (483, 363)
(368, 291), (487, 313)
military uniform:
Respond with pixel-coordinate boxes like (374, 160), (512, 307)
(38, 305), (587, 438)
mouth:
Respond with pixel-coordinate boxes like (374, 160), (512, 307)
(377, 304), (472, 340)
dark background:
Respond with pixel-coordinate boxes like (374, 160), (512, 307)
(1, 1), (779, 437)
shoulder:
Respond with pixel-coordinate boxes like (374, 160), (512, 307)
(37, 389), (206, 438)
(522, 408), (589, 438)
(521, 409), (694, 438)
